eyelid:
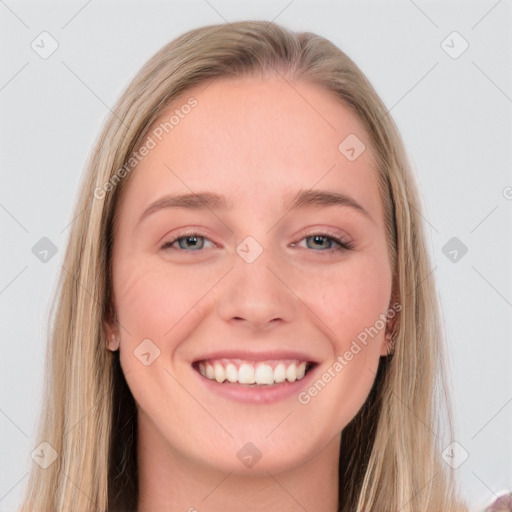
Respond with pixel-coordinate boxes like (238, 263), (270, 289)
(291, 229), (354, 252)
(296, 228), (352, 245)
(160, 227), (355, 254)
(160, 230), (217, 251)
(158, 224), (219, 245)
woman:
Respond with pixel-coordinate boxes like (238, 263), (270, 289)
(18, 20), (468, 511)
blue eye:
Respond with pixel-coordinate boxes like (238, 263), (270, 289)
(293, 233), (354, 253)
(160, 232), (354, 253)
(160, 234), (213, 251)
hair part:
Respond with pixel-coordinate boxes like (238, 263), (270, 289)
(19, 20), (466, 512)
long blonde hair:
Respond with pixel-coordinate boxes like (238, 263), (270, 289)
(19, 20), (467, 511)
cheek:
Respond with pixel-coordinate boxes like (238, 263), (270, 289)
(293, 254), (390, 428)
(113, 258), (218, 346)
(296, 251), (391, 360)
(113, 259), (215, 411)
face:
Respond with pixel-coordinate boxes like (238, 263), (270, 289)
(105, 76), (394, 475)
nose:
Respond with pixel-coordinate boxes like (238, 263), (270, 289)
(215, 244), (297, 331)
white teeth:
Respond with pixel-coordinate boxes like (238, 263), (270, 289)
(198, 359), (311, 386)
(225, 363), (238, 383)
(238, 363), (255, 384)
(274, 363), (286, 383)
(286, 363), (297, 383)
(214, 362), (225, 383)
(254, 364), (274, 385)
(296, 361), (306, 379)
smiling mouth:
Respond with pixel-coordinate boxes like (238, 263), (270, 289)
(192, 358), (317, 386)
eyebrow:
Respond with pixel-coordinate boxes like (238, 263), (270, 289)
(137, 189), (373, 225)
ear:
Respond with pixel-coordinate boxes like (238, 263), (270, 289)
(380, 329), (395, 357)
(379, 332), (391, 357)
(380, 293), (401, 357)
(103, 304), (120, 352)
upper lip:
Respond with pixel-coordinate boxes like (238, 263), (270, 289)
(192, 349), (319, 364)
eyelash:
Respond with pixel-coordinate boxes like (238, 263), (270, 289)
(292, 230), (355, 253)
(160, 230), (354, 255)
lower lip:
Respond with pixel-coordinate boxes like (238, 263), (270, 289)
(193, 364), (319, 404)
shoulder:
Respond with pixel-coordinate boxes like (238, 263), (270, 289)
(483, 492), (512, 511)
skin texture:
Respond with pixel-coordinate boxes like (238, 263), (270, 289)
(105, 76), (393, 512)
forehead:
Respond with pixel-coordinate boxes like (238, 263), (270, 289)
(118, 76), (383, 227)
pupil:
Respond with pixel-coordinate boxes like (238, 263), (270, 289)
(179, 236), (201, 250)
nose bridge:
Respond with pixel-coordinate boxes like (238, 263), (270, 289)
(215, 236), (296, 328)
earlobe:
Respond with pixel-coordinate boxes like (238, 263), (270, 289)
(381, 330), (395, 357)
(381, 296), (400, 357)
(103, 317), (120, 352)
(107, 333), (120, 351)
(103, 299), (121, 351)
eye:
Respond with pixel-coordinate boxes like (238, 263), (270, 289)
(160, 231), (354, 254)
(160, 233), (215, 252)
(291, 232), (354, 254)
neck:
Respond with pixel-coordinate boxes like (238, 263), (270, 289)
(136, 414), (340, 512)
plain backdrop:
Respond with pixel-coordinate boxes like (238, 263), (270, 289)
(1, 1), (511, 511)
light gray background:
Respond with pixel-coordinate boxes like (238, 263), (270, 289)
(1, 1), (511, 511)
